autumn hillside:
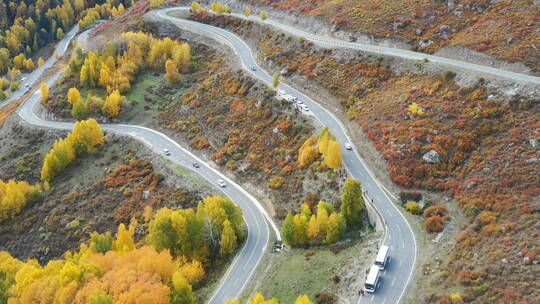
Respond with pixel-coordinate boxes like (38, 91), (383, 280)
(242, 0), (540, 72)
(191, 13), (540, 303)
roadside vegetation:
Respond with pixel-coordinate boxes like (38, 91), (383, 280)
(43, 16), (346, 219)
(190, 11), (540, 303)
(0, 0), (132, 101)
(246, 232), (380, 303)
(282, 178), (366, 247)
(0, 115), (246, 302)
(239, 0), (540, 72)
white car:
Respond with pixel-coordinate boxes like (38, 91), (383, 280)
(345, 143), (352, 150)
(24, 84), (30, 88)
(163, 148), (171, 156)
(296, 99), (303, 105)
(217, 179), (226, 188)
(302, 105), (309, 111)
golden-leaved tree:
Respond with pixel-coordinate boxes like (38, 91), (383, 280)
(283, 199), (348, 247)
(298, 135), (319, 168)
(40, 82), (49, 103)
(0, 180), (41, 222)
(41, 119), (104, 183)
(325, 139), (342, 169)
(298, 127), (342, 168)
(102, 89), (122, 117)
(148, 195), (244, 262)
(165, 59), (180, 83)
(67, 87), (82, 105)
(219, 219), (237, 256)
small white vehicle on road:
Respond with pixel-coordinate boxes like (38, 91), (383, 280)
(217, 179), (226, 188)
(163, 148), (171, 156)
(302, 105), (309, 111)
(345, 143), (352, 150)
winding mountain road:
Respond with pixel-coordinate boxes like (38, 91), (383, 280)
(0, 27), (79, 110)
(155, 7), (416, 304)
(198, 7), (540, 85)
(5, 25), (279, 304)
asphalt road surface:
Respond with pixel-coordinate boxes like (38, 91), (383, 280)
(199, 7), (540, 85)
(9, 26), (280, 304)
(156, 8), (417, 304)
(0, 27), (79, 110)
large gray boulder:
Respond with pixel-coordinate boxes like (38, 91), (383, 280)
(423, 149), (441, 163)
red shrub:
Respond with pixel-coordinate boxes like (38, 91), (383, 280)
(425, 215), (444, 232)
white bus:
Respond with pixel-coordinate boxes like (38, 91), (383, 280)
(375, 245), (390, 270)
(364, 265), (381, 293)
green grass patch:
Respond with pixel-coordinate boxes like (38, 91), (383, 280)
(257, 238), (369, 303)
(124, 72), (163, 105)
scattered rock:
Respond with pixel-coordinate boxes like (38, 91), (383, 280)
(438, 24), (452, 34)
(415, 28), (423, 35)
(393, 21), (406, 30)
(501, 258), (508, 264)
(526, 157), (538, 164)
(523, 256), (531, 265)
(419, 39), (434, 48)
(423, 149), (441, 163)
(143, 190), (151, 200)
(530, 138), (538, 148)
(466, 182), (477, 189)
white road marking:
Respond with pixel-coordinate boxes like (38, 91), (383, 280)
(391, 277), (396, 287)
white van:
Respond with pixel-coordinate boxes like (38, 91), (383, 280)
(375, 245), (390, 270)
(364, 265), (381, 293)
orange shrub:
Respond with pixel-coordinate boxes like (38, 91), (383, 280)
(425, 215), (444, 233)
(268, 176), (285, 189)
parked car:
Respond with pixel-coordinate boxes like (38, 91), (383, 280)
(296, 99), (303, 105)
(345, 143), (352, 150)
(217, 179), (226, 188)
(163, 149), (171, 156)
(192, 162), (200, 168)
(302, 105), (309, 111)
(250, 66), (256, 71)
